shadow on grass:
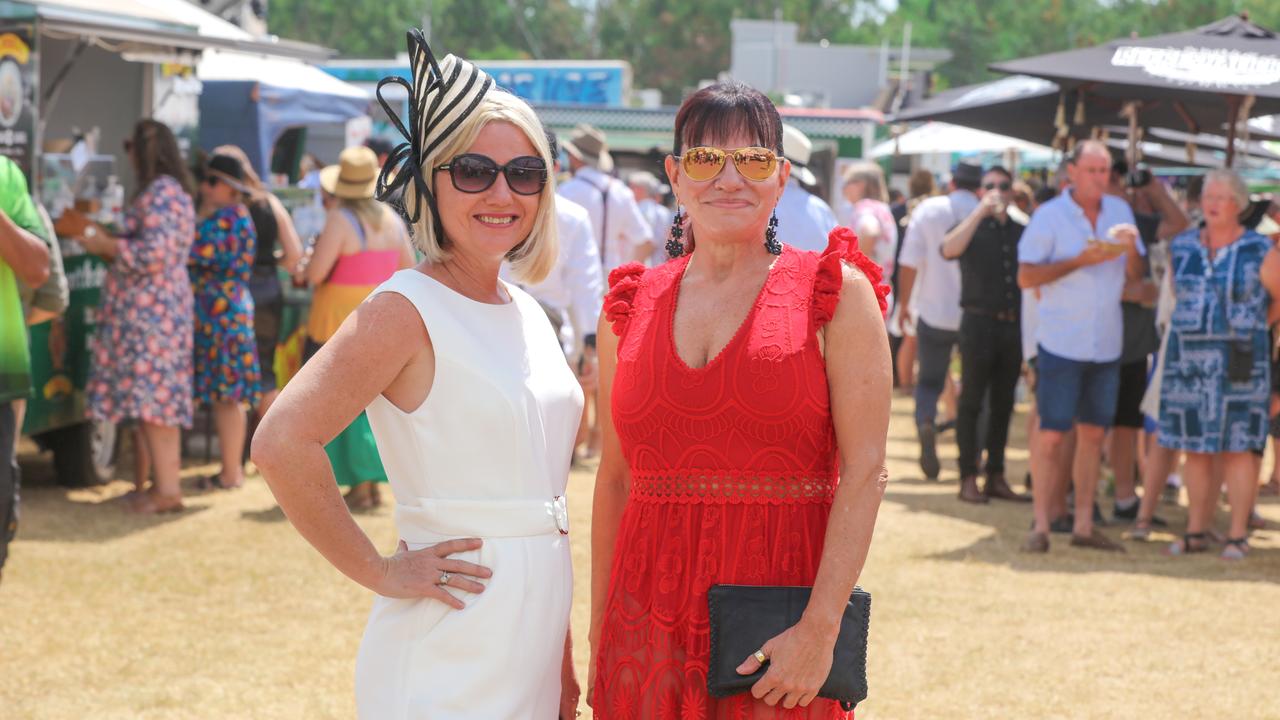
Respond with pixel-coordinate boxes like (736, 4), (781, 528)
(15, 484), (210, 542)
(882, 488), (1280, 584)
(241, 505), (288, 523)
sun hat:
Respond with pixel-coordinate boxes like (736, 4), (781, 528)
(562, 124), (614, 173)
(781, 124), (817, 186)
(321, 146), (381, 200)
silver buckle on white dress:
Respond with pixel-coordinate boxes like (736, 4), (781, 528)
(548, 496), (570, 535)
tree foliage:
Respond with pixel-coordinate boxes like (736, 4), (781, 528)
(267, 0), (1280, 102)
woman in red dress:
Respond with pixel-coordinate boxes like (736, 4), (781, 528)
(588, 81), (892, 719)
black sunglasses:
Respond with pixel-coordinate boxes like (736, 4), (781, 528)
(983, 181), (1012, 191)
(434, 154), (547, 196)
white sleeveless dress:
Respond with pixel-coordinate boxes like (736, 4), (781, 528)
(355, 269), (583, 719)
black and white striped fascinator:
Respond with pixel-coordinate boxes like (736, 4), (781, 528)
(375, 29), (494, 232)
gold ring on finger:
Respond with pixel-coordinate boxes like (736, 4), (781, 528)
(753, 649), (768, 664)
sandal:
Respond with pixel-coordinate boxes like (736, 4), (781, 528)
(1248, 512), (1267, 531)
(1260, 479), (1280, 497)
(1127, 515), (1172, 541)
(1221, 537), (1250, 561)
(1165, 532), (1209, 556)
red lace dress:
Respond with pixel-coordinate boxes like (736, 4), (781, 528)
(593, 229), (889, 720)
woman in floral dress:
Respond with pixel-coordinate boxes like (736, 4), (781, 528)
(190, 153), (260, 490)
(81, 120), (196, 513)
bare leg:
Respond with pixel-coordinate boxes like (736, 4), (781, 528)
(584, 392), (601, 458)
(1182, 453), (1214, 535)
(129, 422), (183, 513)
(142, 422), (182, 499)
(132, 425), (151, 493)
(1223, 452), (1257, 541)
(1026, 402), (1039, 490)
(1111, 426), (1140, 503)
(1032, 429), (1067, 534)
(213, 401), (247, 488)
(1051, 429), (1075, 521)
(897, 335), (917, 390)
(940, 372), (959, 427)
(1071, 424), (1107, 537)
(1137, 443), (1179, 525)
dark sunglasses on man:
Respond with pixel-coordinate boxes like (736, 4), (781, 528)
(435, 153), (548, 196)
(983, 181), (1012, 192)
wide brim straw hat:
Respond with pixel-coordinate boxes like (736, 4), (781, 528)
(321, 146), (380, 200)
(563, 123), (614, 173)
(373, 29), (496, 228)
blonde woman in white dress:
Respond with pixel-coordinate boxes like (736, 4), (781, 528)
(253, 30), (583, 719)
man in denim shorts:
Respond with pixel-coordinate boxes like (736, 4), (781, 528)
(1017, 140), (1142, 553)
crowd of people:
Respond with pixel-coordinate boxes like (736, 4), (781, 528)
(888, 138), (1280, 559)
(2, 28), (1279, 716)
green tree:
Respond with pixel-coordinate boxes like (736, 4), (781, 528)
(268, 0), (587, 60)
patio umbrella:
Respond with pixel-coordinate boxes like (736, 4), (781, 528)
(990, 13), (1280, 166)
(869, 122), (1053, 157)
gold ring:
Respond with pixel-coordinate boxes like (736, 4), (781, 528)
(753, 649), (769, 664)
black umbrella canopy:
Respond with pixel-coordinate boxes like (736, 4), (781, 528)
(989, 14), (1280, 133)
(1100, 125), (1280, 162)
(1099, 136), (1280, 170)
(890, 75), (1235, 148)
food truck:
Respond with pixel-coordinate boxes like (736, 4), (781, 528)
(0, 0), (346, 486)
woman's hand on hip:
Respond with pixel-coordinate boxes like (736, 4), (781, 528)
(737, 618), (836, 709)
(375, 538), (492, 608)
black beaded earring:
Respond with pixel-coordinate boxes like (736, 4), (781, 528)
(666, 206), (686, 258)
(764, 210), (781, 255)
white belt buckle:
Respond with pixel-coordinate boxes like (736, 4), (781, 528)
(550, 496), (570, 535)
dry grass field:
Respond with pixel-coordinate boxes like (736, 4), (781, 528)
(3, 396), (1280, 719)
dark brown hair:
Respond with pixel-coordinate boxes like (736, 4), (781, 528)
(129, 119), (194, 198)
(672, 80), (783, 155)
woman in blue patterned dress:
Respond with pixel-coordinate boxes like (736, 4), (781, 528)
(1158, 170), (1280, 559)
(190, 153), (260, 490)
(79, 120), (195, 513)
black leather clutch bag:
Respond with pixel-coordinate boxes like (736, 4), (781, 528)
(707, 584), (871, 712)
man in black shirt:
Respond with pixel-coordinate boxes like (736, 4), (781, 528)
(941, 166), (1030, 504)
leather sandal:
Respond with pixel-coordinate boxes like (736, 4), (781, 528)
(1221, 537), (1250, 561)
(1164, 531), (1210, 556)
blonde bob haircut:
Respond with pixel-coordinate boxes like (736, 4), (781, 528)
(408, 90), (558, 284)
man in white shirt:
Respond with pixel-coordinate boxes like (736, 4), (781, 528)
(558, 124), (653, 274)
(896, 160), (982, 480)
(505, 193), (604, 360)
(774, 124), (838, 252)
(628, 171), (674, 266)
(1018, 140), (1142, 553)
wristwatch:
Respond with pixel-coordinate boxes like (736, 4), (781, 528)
(83, 225), (99, 240)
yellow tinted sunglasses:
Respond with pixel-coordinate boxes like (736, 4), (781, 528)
(676, 146), (780, 183)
